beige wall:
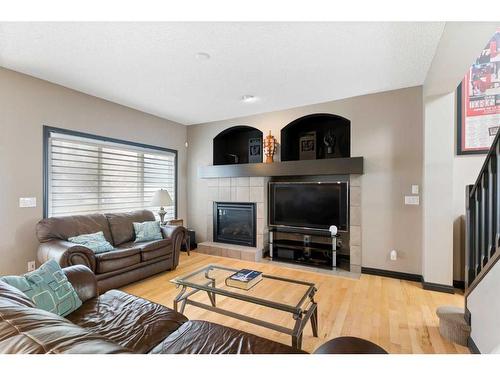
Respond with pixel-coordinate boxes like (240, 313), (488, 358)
(422, 93), (455, 286)
(421, 92), (486, 285)
(0, 67), (187, 275)
(187, 86), (424, 275)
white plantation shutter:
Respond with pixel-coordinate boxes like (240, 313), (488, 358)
(46, 131), (176, 219)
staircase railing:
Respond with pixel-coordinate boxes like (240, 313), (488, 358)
(465, 131), (500, 306)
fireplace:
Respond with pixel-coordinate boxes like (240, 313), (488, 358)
(213, 202), (256, 247)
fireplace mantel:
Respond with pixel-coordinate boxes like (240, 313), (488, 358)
(198, 157), (363, 179)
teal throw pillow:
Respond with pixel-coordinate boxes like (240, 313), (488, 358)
(68, 231), (114, 254)
(133, 221), (163, 243)
(0, 259), (82, 317)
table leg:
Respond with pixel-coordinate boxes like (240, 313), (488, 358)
(180, 299), (188, 314)
(203, 269), (216, 306)
(292, 332), (303, 350)
(310, 304), (319, 337)
(173, 285), (187, 312)
(308, 288), (319, 337)
(292, 313), (304, 350)
(207, 291), (216, 307)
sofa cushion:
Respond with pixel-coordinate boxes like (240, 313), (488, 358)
(95, 248), (141, 274)
(66, 289), (188, 353)
(133, 221), (163, 243)
(1, 260), (82, 317)
(0, 302), (128, 354)
(105, 210), (156, 246)
(150, 320), (306, 354)
(68, 231), (114, 254)
(119, 238), (172, 262)
(36, 213), (113, 244)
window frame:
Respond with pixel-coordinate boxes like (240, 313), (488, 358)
(43, 125), (178, 219)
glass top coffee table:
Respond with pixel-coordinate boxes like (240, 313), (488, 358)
(170, 264), (318, 349)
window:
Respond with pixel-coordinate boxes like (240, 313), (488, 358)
(44, 127), (177, 219)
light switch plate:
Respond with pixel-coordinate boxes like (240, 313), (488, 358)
(19, 197), (37, 208)
(405, 196), (419, 205)
(411, 185), (419, 194)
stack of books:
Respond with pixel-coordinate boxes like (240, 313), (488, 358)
(225, 269), (263, 290)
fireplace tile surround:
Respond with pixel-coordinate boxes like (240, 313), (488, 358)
(198, 174), (363, 275)
(198, 177), (269, 261)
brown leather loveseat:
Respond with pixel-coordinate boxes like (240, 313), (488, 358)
(36, 210), (186, 292)
(0, 265), (344, 354)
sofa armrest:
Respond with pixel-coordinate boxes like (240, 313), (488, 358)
(161, 225), (187, 268)
(38, 239), (96, 272)
(313, 336), (388, 354)
(62, 265), (98, 302)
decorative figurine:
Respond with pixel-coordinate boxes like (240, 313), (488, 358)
(263, 130), (277, 163)
(323, 130), (336, 155)
(299, 131), (316, 160)
(248, 138), (262, 163)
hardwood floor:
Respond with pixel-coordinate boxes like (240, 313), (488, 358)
(121, 252), (470, 354)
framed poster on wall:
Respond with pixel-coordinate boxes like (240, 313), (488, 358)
(457, 29), (500, 155)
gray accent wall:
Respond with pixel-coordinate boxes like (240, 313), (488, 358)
(0, 67), (187, 275)
(187, 86), (424, 275)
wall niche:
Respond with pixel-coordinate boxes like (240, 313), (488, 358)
(280, 113), (350, 161)
(213, 126), (263, 165)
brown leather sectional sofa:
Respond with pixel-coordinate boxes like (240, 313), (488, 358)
(36, 210), (186, 293)
(0, 265), (335, 354)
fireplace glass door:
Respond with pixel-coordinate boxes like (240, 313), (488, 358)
(213, 202), (256, 247)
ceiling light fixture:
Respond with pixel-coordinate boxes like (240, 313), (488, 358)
(241, 95), (257, 103)
(195, 52), (211, 61)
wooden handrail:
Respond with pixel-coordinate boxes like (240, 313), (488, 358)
(465, 251), (500, 298)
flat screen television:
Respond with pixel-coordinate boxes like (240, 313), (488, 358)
(269, 181), (348, 231)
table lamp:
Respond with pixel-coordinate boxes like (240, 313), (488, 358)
(151, 189), (173, 225)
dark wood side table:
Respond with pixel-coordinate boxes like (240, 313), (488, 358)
(183, 234), (190, 256)
(164, 219), (190, 256)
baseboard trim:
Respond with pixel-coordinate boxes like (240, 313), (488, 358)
(453, 280), (465, 290)
(422, 280), (455, 294)
(361, 267), (422, 282)
(468, 337), (481, 354)
(362, 268), (457, 294)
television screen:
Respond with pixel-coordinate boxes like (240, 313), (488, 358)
(269, 182), (348, 231)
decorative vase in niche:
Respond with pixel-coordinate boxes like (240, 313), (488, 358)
(263, 131), (277, 163)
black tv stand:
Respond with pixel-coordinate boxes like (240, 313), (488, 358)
(269, 227), (348, 271)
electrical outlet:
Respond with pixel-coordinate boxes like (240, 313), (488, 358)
(27, 261), (36, 272)
(411, 185), (419, 195)
(405, 196), (419, 205)
(390, 250), (398, 261)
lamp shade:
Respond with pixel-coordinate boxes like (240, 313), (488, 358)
(150, 189), (173, 207)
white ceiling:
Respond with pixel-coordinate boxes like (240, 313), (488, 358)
(0, 22), (445, 125)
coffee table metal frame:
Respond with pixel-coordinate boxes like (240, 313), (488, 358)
(171, 264), (318, 350)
